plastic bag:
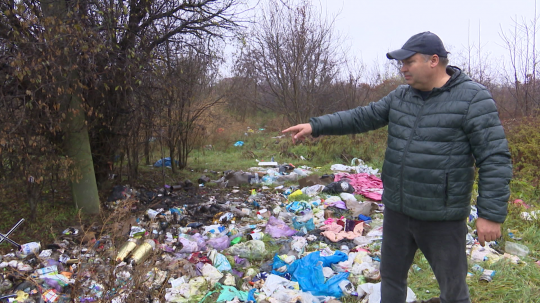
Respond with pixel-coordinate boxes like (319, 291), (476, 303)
(202, 263), (223, 287)
(357, 282), (416, 302)
(261, 274), (299, 296)
(265, 216), (297, 238)
(178, 237), (199, 253)
(228, 240), (266, 259)
(302, 184), (326, 197)
(206, 236), (230, 250)
(323, 199), (346, 209)
(290, 236), (308, 253)
(288, 189), (304, 200)
(292, 217), (315, 231)
(286, 201), (311, 213)
(346, 200), (373, 217)
(209, 250), (232, 272)
(323, 181), (355, 194)
(505, 241), (530, 257)
(216, 284), (248, 302)
(271, 251), (350, 298)
(340, 192), (357, 203)
(191, 233), (207, 251)
(295, 210), (314, 222)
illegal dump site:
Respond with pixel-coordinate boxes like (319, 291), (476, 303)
(1, 128), (540, 303)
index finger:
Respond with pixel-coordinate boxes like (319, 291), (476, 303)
(478, 234), (486, 247)
(282, 126), (298, 133)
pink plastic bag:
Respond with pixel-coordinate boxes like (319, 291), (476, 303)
(265, 216), (297, 238)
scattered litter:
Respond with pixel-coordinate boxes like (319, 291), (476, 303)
(0, 157), (516, 302)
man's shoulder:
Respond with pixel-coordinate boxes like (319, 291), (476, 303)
(451, 78), (488, 95)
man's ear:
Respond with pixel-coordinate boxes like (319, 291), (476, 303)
(430, 55), (440, 68)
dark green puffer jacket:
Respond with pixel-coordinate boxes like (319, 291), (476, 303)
(310, 67), (512, 222)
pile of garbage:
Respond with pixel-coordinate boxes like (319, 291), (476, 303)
(0, 158), (533, 303)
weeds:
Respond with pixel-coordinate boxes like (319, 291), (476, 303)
(1, 114), (540, 302)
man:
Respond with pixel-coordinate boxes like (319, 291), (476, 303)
(282, 32), (512, 303)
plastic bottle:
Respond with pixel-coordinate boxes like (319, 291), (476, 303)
(505, 241), (530, 257)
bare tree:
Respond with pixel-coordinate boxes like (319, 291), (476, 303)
(235, 0), (343, 125)
(500, 8), (540, 117)
(154, 40), (225, 172)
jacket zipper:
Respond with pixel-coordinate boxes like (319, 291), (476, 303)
(400, 101), (426, 212)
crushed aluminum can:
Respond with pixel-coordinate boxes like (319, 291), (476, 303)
(116, 240), (138, 262)
(479, 269), (495, 282)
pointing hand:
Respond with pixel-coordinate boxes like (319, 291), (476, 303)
(282, 123), (312, 144)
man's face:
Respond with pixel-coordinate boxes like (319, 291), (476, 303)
(399, 53), (433, 90)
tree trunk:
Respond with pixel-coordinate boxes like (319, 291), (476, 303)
(144, 129), (151, 165)
(65, 95), (101, 214)
(41, 0), (100, 214)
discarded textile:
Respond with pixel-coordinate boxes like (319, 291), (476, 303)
(320, 220), (364, 242)
(334, 173), (383, 201)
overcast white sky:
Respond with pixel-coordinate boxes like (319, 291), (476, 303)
(225, 0), (539, 78)
(321, 0), (538, 67)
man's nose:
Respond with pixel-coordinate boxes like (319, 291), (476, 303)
(400, 64), (407, 73)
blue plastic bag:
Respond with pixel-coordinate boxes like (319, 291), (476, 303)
(271, 251), (350, 298)
(246, 288), (257, 302)
(286, 201), (311, 213)
(292, 217), (315, 231)
(153, 157), (179, 167)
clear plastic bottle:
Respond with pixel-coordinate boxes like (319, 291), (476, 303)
(505, 241), (530, 257)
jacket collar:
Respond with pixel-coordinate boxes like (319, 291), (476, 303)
(409, 66), (471, 99)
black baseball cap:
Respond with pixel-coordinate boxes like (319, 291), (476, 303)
(386, 31), (449, 60)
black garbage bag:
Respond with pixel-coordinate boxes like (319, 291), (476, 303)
(322, 180), (355, 194)
(107, 185), (129, 202)
(278, 164), (295, 173)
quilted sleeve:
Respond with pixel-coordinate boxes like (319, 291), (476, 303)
(309, 90), (394, 137)
(462, 87), (513, 223)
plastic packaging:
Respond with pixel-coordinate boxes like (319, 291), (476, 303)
(505, 241), (530, 257)
(271, 251), (350, 298)
(323, 181), (355, 194)
(228, 240), (266, 259)
(20, 242), (41, 255)
(207, 236), (230, 250)
(178, 236), (199, 253)
(191, 233), (207, 251)
(265, 216), (297, 238)
(209, 250), (232, 272)
(292, 217), (315, 231)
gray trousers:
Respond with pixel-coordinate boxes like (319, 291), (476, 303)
(380, 208), (471, 303)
